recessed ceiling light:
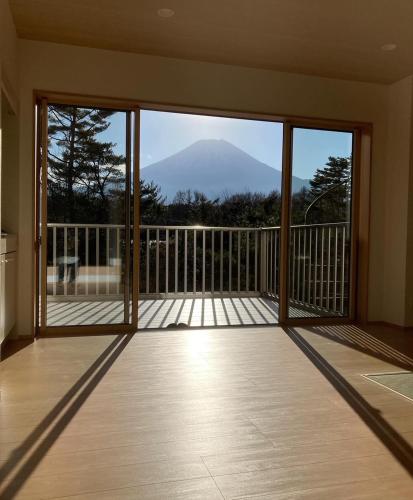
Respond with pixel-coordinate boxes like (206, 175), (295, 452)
(157, 8), (175, 18)
(381, 43), (397, 51)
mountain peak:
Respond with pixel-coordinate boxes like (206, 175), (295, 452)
(186, 138), (240, 149)
(183, 139), (267, 165)
(141, 139), (309, 200)
(192, 139), (227, 144)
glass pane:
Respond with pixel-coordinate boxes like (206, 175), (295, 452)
(288, 127), (353, 319)
(45, 105), (130, 326)
(139, 110), (283, 328)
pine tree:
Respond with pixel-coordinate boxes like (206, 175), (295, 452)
(140, 180), (165, 224)
(47, 105), (125, 223)
(291, 187), (311, 225)
(307, 156), (351, 223)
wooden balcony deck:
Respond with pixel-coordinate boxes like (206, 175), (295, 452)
(46, 296), (279, 328)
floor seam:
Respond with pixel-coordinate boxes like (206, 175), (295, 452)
(206, 449), (399, 478)
(12, 473), (214, 500)
(207, 468), (409, 500)
(200, 455), (226, 499)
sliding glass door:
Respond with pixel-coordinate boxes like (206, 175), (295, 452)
(35, 97), (361, 333)
(286, 127), (354, 319)
(38, 101), (138, 333)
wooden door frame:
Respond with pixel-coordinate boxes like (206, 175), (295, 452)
(34, 95), (140, 336)
(279, 122), (369, 325)
(33, 90), (372, 335)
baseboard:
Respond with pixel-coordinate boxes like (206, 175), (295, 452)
(0, 335), (34, 361)
(367, 321), (413, 332)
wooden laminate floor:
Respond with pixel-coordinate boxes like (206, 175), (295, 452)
(1, 324), (413, 499)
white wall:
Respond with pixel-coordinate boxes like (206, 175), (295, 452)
(382, 77), (413, 326)
(406, 136), (413, 327)
(0, 0), (19, 345)
(0, 0), (19, 219)
(401, 80), (413, 327)
(0, 0), (18, 95)
(406, 151), (413, 326)
(16, 39), (396, 334)
(1, 92), (19, 235)
(0, 0), (19, 227)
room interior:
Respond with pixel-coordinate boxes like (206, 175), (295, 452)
(1, 0), (413, 498)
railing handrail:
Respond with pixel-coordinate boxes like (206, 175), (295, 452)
(45, 223), (270, 231)
(46, 221), (349, 230)
(46, 223), (124, 229)
(141, 225), (272, 231)
(289, 221), (350, 229)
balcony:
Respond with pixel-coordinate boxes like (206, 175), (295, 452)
(45, 222), (349, 328)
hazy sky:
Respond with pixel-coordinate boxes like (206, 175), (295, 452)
(103, 110), (353, 180)
(140, 111), (283, 170)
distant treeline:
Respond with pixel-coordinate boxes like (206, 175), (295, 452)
(141, 152), (352, 227)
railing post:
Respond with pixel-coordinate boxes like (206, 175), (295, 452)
(165, 229), (169, 295)
(116, 227), (120, 296)
(155, 228), (160, 294)
(211, 230), (215, 293)
(184, 229), (188, 294)
(52, 226), (57, 296)
(228, 231), (232, 292)
(174, 229), (178, 294)
(260, 229), (267, 294)
(146, 228), (150, 294)
(246, 230), (250, 292)
(85, 227), (89, 296)
(274, 228), (278, 297)
(220, 230), (223, 293)
(193, 229), (197, 294)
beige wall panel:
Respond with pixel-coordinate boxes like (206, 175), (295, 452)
(16, 40), (392, 333)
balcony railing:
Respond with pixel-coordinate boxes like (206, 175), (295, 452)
(46, 222), (349, 317)
(289, 222), (350, 315)
(140, 225), (279, 298)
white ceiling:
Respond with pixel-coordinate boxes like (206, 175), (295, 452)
(10, 0), (413, 84)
